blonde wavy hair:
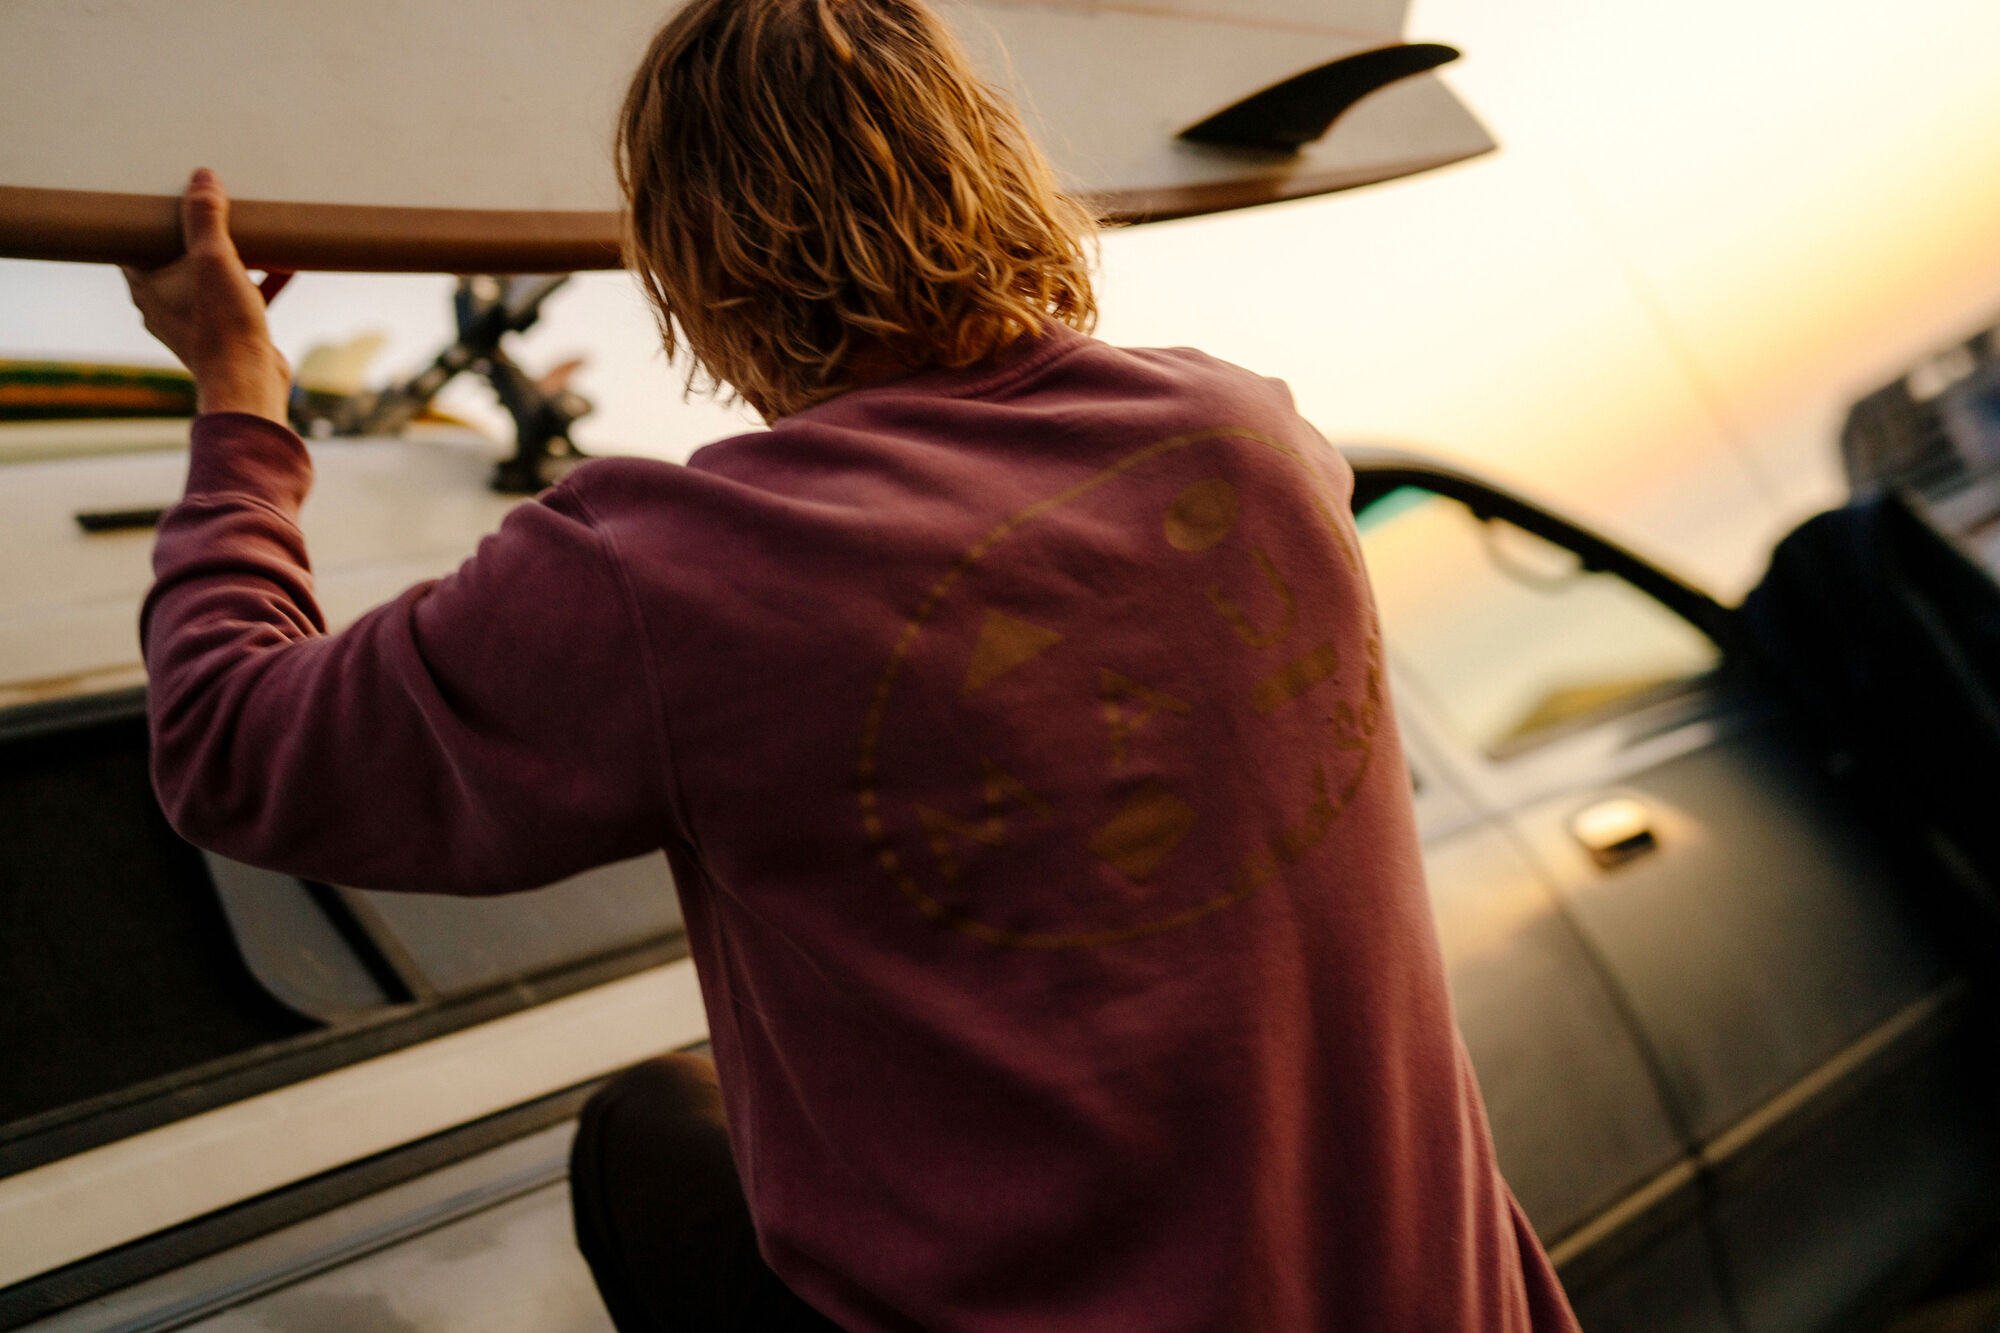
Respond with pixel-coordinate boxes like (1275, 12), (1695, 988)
(616, 0), (1099, 419)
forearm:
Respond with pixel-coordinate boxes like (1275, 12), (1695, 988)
(143, 412), (320, 655)
(142, 412), (327, 863)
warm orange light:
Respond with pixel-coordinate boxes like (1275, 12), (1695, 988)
(1096, 0), (2000, 596)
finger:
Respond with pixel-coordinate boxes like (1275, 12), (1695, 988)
(180, 167), (238, 259)
(258, 270), (295, 305)
(118, 266), (158, 325)
(118, 266), (151, 326)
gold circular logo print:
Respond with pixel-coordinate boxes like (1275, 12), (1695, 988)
(857, 427), (1382, 949)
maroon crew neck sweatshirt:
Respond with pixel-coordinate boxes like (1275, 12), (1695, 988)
(143, 324), (1578, 1333)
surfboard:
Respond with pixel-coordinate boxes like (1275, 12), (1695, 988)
(0, 0), (1492, 272)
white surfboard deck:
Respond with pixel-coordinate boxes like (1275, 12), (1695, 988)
(0, 0), (1491, 271)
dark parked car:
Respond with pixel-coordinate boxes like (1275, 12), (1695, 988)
(1348, 449), (2000, 1332)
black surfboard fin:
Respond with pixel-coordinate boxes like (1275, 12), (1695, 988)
(1178, 42), (1460, 151)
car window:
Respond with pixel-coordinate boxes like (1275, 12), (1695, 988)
(1357, 486), (1721, 758)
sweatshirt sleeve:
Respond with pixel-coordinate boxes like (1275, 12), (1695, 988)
(141, 413), (672, 895)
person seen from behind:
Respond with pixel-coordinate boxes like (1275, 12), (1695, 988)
(123, 0), (1582, 1328)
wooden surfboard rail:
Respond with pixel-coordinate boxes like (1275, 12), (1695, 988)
(0, 144), (1483, 274)
(0, 185), (625, 274)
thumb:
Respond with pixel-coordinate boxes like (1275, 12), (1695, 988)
(180, 168), (238, 259)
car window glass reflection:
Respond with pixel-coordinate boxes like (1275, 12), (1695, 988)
(1358, 487), (1721, 757)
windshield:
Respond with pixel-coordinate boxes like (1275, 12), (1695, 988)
(1357, 486), (1722, 755)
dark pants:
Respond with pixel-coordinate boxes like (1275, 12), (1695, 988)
(569, 1054), (844, 1333)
